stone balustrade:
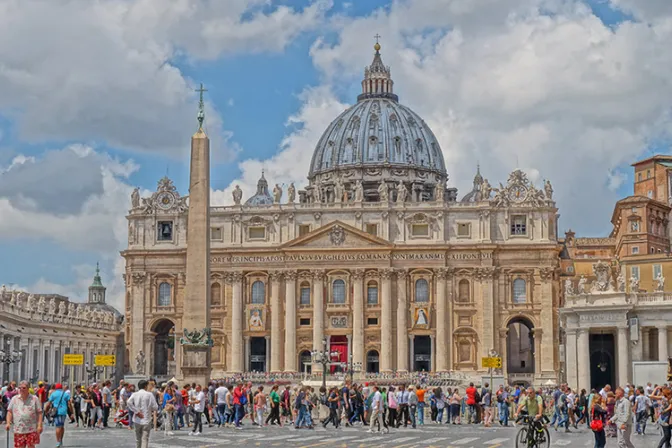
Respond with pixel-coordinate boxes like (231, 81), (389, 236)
(565, 291), (672, 308)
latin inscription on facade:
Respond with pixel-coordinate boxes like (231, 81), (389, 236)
(210, 251), (492, 265)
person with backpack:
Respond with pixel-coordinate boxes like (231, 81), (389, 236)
(232, 382), (245, 429)
(322, 387), (340, 429)
(45, 383), (70, 448)
(554, 385), (570, 433)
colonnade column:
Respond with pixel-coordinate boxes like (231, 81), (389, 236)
(230, 272), (244, 373)
(539, 268), (556, 374)
(284, 271), (297, 372)
(659, 326), (669, 361)
(312, 271), (325, 351)
(617, 326), (629, 385)
(380, 269), (393, 372)
(270, 272), (283, 372)
(435, 268), (447, 371)
(565, 329), (578, 389)
(396, 269), (408, 372)
(577, 329), (590, 392)
(499, 328), (509, 378)
(351, 270), (365, 369)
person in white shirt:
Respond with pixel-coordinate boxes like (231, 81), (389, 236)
(127, 380), (159, 448)
(189, 385), (206, 435)
(214, 382), (228, 427)
(367, 386), (388, 434)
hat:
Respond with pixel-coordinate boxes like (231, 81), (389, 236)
(38, 381), (43, 386)
(54, 383), (63, 390)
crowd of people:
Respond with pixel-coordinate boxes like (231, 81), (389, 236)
(2, 376), (672, 447)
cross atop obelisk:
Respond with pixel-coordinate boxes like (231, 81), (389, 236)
(196, 83), (208, 129)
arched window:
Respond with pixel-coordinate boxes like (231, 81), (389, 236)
(158, 282), (171, 307)
(415, 279), (429, 302)
(512, 279), (527, 304)
(332, 279), (346, 304)
(458, 279), (470, 303)
(300, 282), (311, 306)
(251, 281), (265, 304)
(211, 283), (221, 306)
(367, 281), (378, 305)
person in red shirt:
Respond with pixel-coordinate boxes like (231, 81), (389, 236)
(232, 383), (244, 429)
(465, 383), (478, 424)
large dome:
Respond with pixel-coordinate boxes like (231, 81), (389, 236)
(308, 44), (447, 182)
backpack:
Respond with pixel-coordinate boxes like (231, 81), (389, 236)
(474, 391), (481, 403)
(239, 391), (248, 405)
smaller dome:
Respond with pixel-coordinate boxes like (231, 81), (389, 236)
(245, 172), (273, 206)
(461, 165), (484, 203)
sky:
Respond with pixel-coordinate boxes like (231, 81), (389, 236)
(1, 0), (672, 310)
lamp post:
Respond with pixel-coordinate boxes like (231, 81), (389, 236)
(85, 362), (103, 383)
(346, 353), (363, 383)
(311, 337), (339, 391)
(0, 339), (22, 383)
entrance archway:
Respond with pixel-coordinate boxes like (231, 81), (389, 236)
(366, 350), (379, 373)
(151, 319), (174, 376)
(506, 317), (535, 375)
(413, 336), (431, 372)
(299, 350), (312, 374)
(590, 333), (615, 390)
(250, 337), (266, 372)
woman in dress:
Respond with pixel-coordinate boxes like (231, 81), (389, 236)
(5, 381), (43, 448)
(589, 394), (607, 448)
(605, 391), (616, 438)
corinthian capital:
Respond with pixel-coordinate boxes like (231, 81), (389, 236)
(283, 270), (298, 281)
(395, 269), (408, 281)
(312, 270), (326, 281)
(380, 268), (394, 280)
(539, 267), (556, 281)
(230, 271), (244, 283)
(269, 271), (284, 282)
(131, 272), (146, 286)
(352, 269), (366, 281)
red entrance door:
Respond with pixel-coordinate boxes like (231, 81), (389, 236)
(330, 335), (348, 373)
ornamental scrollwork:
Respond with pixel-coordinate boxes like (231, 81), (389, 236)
(180, 328), (214, 347)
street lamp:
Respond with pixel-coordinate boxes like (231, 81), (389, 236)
(346, 353), (363, 383)
(85, 362), (103, 383)
(0, 340), (22, 382)
(311, 337), (339, 390)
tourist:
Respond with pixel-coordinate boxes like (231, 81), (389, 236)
(45, 383), (70, 448)
(407, 385), (418, 429)
(609, 387), (634, 448)
(127, 379), (159, 448)
(214, 381), (228, 427)
(323, 386), (340, 429)
(450, 388), (461, 424)
(5, 380), (43, 448)
(634, 386), (651, 435)
(367, 385), (387, 433)
(589, 393), (607, 448)
(415, 384), (426, 425)
(254, 386), (266, 427)
(232, 382), (244, 429)
(189, 384), (206, 436)
(481, 382), (492, 427)
(266, 384), (281, 426)
(650, 387), (671, 447)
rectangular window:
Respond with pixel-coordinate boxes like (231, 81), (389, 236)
(299, 318), (311, 326)
(248, 227), (266, 240)
(157, 221), (173, 241)
(510, 215), (527, 236)
(457, 222), (471, 238)
(632, 246), (639, 255)
(648, 190), (654, 198)
(300, 287), (311, 305)
(638, 172), (642, 181)
(411, 223), (429, 237)
(299, 224), (311, 237)
(367, 317), (378, 326)
(654, 264), (662, 280)
(210, 227), (222, 241)
(366, 223), (378, 236)
(631, 266), (640, 280)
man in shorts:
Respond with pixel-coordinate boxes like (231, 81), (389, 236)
(6, 381), (43, 448)
(45, 383), (70, 448)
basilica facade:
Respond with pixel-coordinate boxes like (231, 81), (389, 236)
(122, 44), (562, 385)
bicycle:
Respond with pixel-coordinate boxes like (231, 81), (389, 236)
(515, 414), (550, 448)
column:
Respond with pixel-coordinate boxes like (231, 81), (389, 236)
(270, 272), (283, 372)
(264, 336), (271, 372)
(312, 271), (325, 351)
(396, 269), (409, 372)
(430, 335), (436, 372)
(352, 270), (365, 368)
(409, 335), (415, 372)
(577, 329), (590, 392)
(642, 329), (650, 361)
(617, 326), (629, 385)
(284, 271), (297, 372)
(27, 338), (34, 380)
(499, 328), (509, 380)
(38, 339), (45, 381)
(565, 329), (578, 389)
(539, 269), (555, 374)
(380, 269), (393, 372)
(435, 269), (447, 371)
(659, 326), (669, 361)
(243, 336), (250, 372)
(532, 329), (542, 379)
(480, 268), (495, 364)
(230, 272), (243, 372)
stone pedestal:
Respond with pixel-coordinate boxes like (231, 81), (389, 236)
(181, 344), (210, 386)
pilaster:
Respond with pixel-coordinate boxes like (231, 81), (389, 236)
(312, 270), (325, 351)
(351, 270), (365, 369)
(270, 272), (283, 372)
(380, 268), (393, 372)
(435, 268), (448, 371)
(230, 272), (244, 373)
(284, 271), (297, 372)
(396, 269), (409, 372)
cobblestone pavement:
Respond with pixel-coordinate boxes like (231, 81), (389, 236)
(3, 423), (661, 447)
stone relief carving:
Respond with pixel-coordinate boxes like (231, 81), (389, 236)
(491, 169), (553, 208)
(137, 176), (188, 214)
(135, 350), (146, 375)
(591, 261), (614, 292)
(329, 225), (346, 246)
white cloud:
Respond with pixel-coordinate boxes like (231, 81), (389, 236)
(222, 0), (672, 236)
(0, 0), (331, 156)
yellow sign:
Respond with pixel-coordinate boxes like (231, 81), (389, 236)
(63, 354), (84, 366)
(482, 357), (502, 369)
(94, 355), (116, 367)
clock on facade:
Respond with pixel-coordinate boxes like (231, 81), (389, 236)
(508, 185), (528, 202)
(156, 191), (176, 210)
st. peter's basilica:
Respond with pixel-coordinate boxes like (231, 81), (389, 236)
(122, 43), (561, 386)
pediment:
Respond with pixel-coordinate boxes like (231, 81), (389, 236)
(282, 221), (392, 250)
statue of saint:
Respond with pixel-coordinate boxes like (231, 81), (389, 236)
(577, 275), (587, 294)
(434, 182), (444, 202)
(544, 180), (554, 200)
(68, 301), (76, 316)
(48, 298), (57, 315)
(76, 304), (85, 319)
(564, 279), (575, 296)
(617, 272), (625, 292)
(377, 182), (389, 202)
(131, 187), (140, 208)
(396, 181), (408, 203)
(287, 183), (296, 203)
(354, 180), (364, 203)
(232, 185), (243, 205)
(58, 301), (66, 315)
(630, 275), (640, 292)
(334, 179), (344, 203)
(135, 350), (146, 375)
(37, 297), (46, 314)
(481, 179), (492, 200)
(656, 272), (666, 292)
(313, 184), (322, 203)
(27, 294), (36, 310)
(272, 184), (282, 203)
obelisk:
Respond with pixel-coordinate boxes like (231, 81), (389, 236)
(180, 84), (212, 385)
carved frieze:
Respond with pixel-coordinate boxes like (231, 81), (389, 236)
(131, 273), (146, 286)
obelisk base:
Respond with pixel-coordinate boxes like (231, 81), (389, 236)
(181, 344), (211, 386)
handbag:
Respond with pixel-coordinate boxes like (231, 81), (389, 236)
(589, 409), (603, 432)
(48, 391), (66, 419)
